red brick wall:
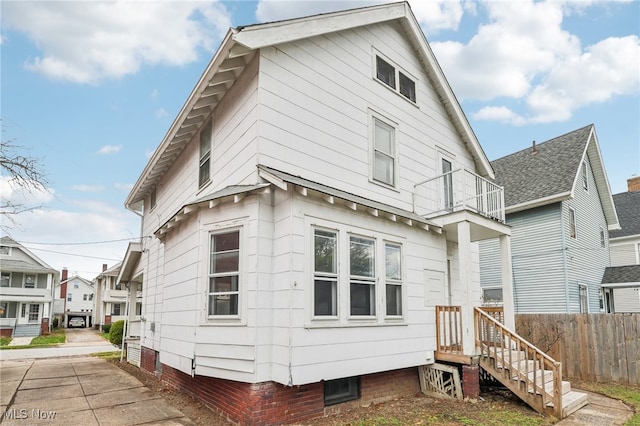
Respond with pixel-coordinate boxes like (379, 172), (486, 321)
(158, 362), (419, 425)
(140, 345), (157, 373)
(0, 328), (12, 337)
(462, 365), (480, 399)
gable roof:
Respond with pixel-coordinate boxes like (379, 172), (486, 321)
(609, 190), (640, 239)
(491, 124), (619, 229)
(125, 1), (493, 211)
(0, 236), (57, 274)
(58, 275), (93, 288)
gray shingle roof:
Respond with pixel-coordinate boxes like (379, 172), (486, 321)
(602, 265), (640, 284)
(491, 125), (593, 208)
(609, 190), (640, 239)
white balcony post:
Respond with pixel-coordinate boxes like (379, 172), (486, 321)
(457, 220), (476, 356)
(500, 234), (516, 330)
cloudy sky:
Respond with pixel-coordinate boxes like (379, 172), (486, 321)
(2, 0), (639, 279)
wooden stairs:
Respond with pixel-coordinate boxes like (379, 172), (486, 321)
(475, 307), (588, 418)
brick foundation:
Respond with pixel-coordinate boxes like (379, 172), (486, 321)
(0, 328), (12, 337)
(140, 346), (420, 425)
(461, 365), (480, 399)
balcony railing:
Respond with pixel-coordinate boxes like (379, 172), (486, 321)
(414, 168), (505, 222)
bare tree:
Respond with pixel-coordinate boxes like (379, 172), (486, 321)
(1, 121), (50, 229)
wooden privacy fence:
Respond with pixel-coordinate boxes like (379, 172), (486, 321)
(515, 313), (639, 386)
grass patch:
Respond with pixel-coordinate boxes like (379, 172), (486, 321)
(91, 351), (122, 360)
(100, 332), (110, 341)
(30, 327), (66, 345)
(579, 382), (639, 426)
(0, 337), (11, 346)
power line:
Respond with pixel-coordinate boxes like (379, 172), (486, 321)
(23, 246), (122, 261)
(15, 237), (140, 246)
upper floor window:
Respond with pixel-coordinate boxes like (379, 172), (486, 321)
(0, 246), (10, 255)
(150, 188), (157, 210)
(314, 229), (338, 317)
(569, 208), (577, 239)
(24, 274), (36, 289)
(208, 230), (240, 316)
(600, 227), (606, 248)
(375, 55), (416, 103)
(372, 116), (396, 187)
(74, 283), (79, 289)
(112, 303), (121, 316)
(136, 302), (142, 316)
(0, 272), (9, 288)
(581, 161), (588, 190)
(67, 293), (72, 302)
(199, 121), (212, 188)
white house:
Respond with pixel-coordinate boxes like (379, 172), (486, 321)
(603, 176), (640, 312)
(93, 262), (125, 329)
(53, 268), (94, 327)
(0, 236), (57, 337)
(121, 2), (584, 423)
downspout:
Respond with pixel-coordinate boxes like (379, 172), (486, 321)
(288, 191), (294, 386)
(121, 282), (130, 362)
(560, 204), (570, 313)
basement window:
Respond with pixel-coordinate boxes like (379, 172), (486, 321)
(324, 377), (360, 406)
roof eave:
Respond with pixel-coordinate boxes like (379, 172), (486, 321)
(505, 191), (572, 215)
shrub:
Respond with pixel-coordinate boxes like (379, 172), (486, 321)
(52, 317), (59, 328)
(102, 324), (112, 333)
(109, 320), (124, 345)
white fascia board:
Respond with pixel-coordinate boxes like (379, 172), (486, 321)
(601, 282), (640, 289)
(587, 127), (620, 229)
(505, 191), (572, 214)
(125, 30), (238, 209)
(233, 2), (407, 49)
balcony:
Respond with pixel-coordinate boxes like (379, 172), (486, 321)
(413, 168), (505, 223)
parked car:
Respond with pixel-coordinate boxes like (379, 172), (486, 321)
(68, 318), (85, 328)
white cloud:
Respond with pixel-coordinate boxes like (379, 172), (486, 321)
(97, 144), (122, 155)
(3, 1), (232, 84)
(473, 106), (525, 125)
(255, 0), (385, 23)
(0, 176), (54, 207)
(2, 203), (141, 279)
(151, 89), (160, 101)
(114, 182), (134, 192)
(430, 0), (640, 124)
(155, 107), (169, 118)
(71, 184), (106, 193)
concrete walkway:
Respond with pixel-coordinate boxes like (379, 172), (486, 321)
(0, 357), (195, 425)
(7, 337), (33, 346)
(556, 390), (635, 426)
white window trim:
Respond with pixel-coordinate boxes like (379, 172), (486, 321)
(582, 160), (588, 191)
(372, 50), (418, 104)
(578, 284), (589, 313)
(306, 218), (406, 328)
(200, 221), (247, 326)
(348, 233), (377, 319)
(198, 120), (213, 189)
(369, 110), (399, 190)
(599, 226), (606, 248)
(312, 227), (340, 319)
(568, 207), (577, 239)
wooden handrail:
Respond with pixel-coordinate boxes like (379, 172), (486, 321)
(474, 307), (562, 418)
(435, 305), (463, 354)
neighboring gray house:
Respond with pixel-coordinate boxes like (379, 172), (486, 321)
(480, 124), (620, 313)
(0, 236), (58, 337)
(602, 177), (640, 312)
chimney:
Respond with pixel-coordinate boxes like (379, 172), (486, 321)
(102, 264), (108, 272)
(60, 267), (68, 298)
(628, 176), (640, 192)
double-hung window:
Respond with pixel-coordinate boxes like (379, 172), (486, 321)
(24, 274), (35, 289)
(375, 55), (416, 103)
(112, 303), (121, 315)
(199, 121), (212, 188)
(0, 272), (9, 288)
(314, 229), (338, 316)
(349, 236), (376, 316)
(208, 230), (240, 316)
(385, 243), (402, 316)
(372, 117), (395, 187)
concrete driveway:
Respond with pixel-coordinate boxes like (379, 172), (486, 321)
(0, 357), (195, 425)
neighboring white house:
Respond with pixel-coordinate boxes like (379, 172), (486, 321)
(119, 2), (587, 423)
(53, 268), (94, 327)
(0, 236), (57, 337)
(93, 262), (126, 328)
(603, 176), (640, 313)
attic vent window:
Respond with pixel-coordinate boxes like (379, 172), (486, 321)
(0, 246), (10, 255)
(199, 121), (212, 188)
(375, 55), (416, 103)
